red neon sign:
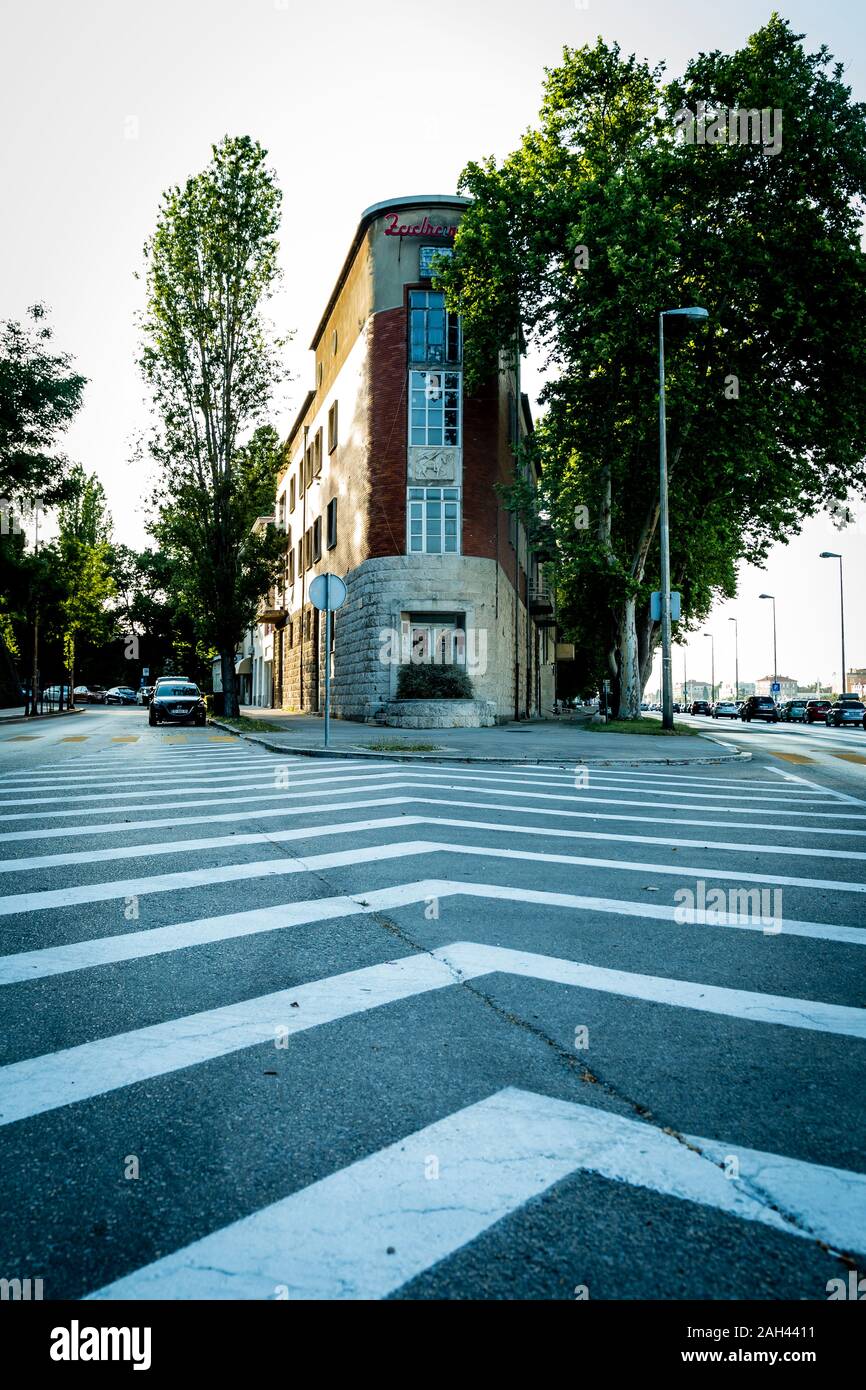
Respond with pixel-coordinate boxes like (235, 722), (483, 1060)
(384, 213), (458, 238)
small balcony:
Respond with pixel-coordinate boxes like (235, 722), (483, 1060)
(258, 589), (286, 624)
(529, 578), (555, 621)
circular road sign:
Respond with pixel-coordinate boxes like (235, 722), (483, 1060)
(308, 572), (348, 612)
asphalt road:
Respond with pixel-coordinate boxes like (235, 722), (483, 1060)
(1, 704), (865, 1301)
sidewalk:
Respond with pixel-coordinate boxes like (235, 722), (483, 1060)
(0, 705), (83, 726)
(209, 706), (749, 767)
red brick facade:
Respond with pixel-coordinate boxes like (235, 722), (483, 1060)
(367, 307), (408, 559)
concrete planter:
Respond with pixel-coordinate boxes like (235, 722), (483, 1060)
(382, 698), (497, 729)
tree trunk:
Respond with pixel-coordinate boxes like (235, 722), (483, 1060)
(616, 595), (641, 719)
(221, 649), (239, 718)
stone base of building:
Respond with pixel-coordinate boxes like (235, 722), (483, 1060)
(379, 698), (497, 728)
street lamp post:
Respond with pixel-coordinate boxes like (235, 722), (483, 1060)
(728, 616), (739, 703)
(658, 306), (708, 730)
(704, 633), (715, 705)
(819, 552), (846, 695)
(759, 594), (777, 699)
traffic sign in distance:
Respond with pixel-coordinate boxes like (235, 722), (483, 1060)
(308, 573), (347, 612)
(650, 591), (681, 622)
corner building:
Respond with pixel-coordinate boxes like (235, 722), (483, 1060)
(264, 195), (556, 722)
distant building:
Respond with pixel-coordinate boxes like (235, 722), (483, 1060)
(847, 668), (866, 697)
(756, 674), (799, 699)
(257, 194), (555, 723)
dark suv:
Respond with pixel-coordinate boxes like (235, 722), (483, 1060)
(739, 696), (779, 723)
(689, 700), (712, 716)
(826, 696), (865, 728)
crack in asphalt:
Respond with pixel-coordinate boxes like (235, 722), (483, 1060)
(242, 785), (860, 1271)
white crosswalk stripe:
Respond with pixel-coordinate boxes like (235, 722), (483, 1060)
(87, 1087), (866, 1300)
(1, 739), (863, 1299)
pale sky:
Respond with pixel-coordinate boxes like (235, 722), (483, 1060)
(2, 0), (863, 686)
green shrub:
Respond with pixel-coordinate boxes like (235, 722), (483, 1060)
(396, 663), (475, 700)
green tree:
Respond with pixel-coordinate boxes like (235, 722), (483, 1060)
(139, 135), (289, 716)
(56, 465), (116, 699)
(0, 304), (86, 508)
(440, 17), (866, 716)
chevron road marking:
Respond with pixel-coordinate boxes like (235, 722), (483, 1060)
(2, 833), (865, 919)
(2, 939), (866, 1128)
(1, 876), (863, 986)
(3, 806), (866, 877)
(85, 1085), (866, 1299)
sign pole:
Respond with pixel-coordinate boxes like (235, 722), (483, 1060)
(324, 596), (331, 749)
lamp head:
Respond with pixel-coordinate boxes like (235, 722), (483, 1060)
(819, 551), (841, 559)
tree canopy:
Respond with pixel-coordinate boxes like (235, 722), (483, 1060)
(139, 135), (289, 715)
(440, 15), (866, 715)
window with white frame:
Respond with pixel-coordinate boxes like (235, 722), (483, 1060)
(409, 291), (461, 365)
(409, 371), (461, 447)
(407, 486), (460, 554)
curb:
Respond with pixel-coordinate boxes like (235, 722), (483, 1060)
(0, 707), (84, 728)
(207, 719), (752, 768)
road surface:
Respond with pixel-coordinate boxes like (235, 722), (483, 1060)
(1, 705), (864, 1300)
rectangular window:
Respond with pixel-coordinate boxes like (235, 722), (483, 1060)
(409, 370), (461, 447)
(289, 476), (296, 513)
(304, 529), (312, 571)
(304, 609), (311, 641)
(287, 618), (294, 649)
(314, 428), (323, 476)
(299, 456), (306, 497)
(328, 401), (338, 453)
(277, 494), (286, 530)
(407, 486), (460, 555)
(313, 516), (322, 562)
(327, 497), (337, 549)
(419, 245), (453, 280)
(287, 542), (295, 587)
(297, 538), (303, 576)
(305, 443), (313, 489)
(409, 291), (461, 365)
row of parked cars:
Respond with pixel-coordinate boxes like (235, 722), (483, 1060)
(684, 695), (866, 727)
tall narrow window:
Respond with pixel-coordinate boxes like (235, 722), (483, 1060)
(328, 401), (338, 453)
(314, 428), (323, 476)
(407, 487), (460, 554)
(409, 291), (461, 365)
(305, 443), (314, 489)
(409, 371), (461, 447)
(313, 516), (322, 562)
(327, 497), (337, 549)
(289, 476), (296, 513)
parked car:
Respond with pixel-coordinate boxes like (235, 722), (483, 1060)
(148, 681), (207, 727)
(780, 699), (808, 723)
(804, 699), (832, 723)
(739, 695), (779, 722)
(689, 700), (712, 716)
(104, 686), (138, 705)
(72, 685), (105, 704)
(826, 696), (866, 728)
(711, 701), (739, 719)
(152, 675), (190, 696)
(137, 685), (154, 706)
